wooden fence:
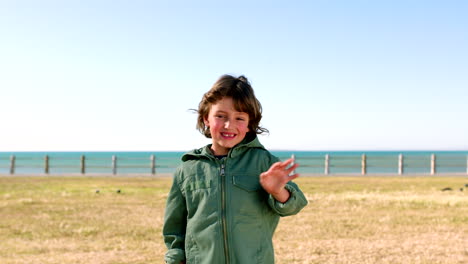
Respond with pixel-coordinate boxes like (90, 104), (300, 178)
(3, 155), (157, 175)
(1, 154), (467, 175)
(280, 154), (468, 175)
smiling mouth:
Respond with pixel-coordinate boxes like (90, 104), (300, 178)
(221, 132), (236, 138)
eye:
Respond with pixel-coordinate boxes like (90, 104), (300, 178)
(236, 117), (246, 121)
(215, 115), (226, 119)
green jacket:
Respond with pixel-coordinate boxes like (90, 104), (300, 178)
(163, 136), (308, 264)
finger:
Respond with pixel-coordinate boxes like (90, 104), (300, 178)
(268, 161), (284, 172)
(278, 158), (294, 169)
(288, 173), (300, 181)
(286, 163), (299, 174)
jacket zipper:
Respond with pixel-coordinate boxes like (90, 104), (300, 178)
(220, 161), (230, 264)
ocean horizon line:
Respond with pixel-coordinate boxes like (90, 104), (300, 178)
(1, 149), (468, 153)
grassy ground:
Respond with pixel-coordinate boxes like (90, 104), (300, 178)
(0, 176), (467, 264)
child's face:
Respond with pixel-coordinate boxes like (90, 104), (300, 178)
(204, 97), (250, 156)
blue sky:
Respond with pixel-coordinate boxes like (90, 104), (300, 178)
(1, 0), (467, 151)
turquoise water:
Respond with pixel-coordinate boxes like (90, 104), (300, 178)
(0, 151), (467, 175)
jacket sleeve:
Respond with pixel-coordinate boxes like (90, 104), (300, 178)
(267, 181), (308, 216)
(163, 170), (187, 264)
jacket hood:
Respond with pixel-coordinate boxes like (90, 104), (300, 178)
(182, 134), (265, 162)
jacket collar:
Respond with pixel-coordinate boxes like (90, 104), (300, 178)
(182, 134), (265, 161)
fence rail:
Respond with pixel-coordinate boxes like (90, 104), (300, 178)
(277, 154), (468, 175)
(1, 154), (467, 175)
(0, 155), (158, 175)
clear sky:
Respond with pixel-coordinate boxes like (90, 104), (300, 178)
(1, 0), (467, 151)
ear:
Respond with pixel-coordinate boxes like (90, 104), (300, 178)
(203, 117), (210, 127)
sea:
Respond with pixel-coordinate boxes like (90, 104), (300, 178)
(0, 151), (467, 175)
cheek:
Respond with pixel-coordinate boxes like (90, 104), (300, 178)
(240, 123), (250, 133)
(209, 120), (222, 130)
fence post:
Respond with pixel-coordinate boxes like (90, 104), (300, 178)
(80, 155), (85, 174)
(361, 154), (366, 175)
(150, 155), (156, 175)
(398, 154), (404, 175)
(10, 155), (15, 175)
(112, 155), (117, 175)
(431, 154), (436, 175)
(44, 155), (49, 174)
(324, 154), (329, 175)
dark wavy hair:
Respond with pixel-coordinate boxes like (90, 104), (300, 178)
(196, 74), (268, 138)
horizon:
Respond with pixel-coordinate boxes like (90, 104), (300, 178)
(2, 149), (468, 153)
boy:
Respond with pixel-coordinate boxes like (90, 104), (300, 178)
(163, 75), (308, 263)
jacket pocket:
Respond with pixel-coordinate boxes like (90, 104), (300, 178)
(232, 172), (265, 218)
(232, 173), (261, 192)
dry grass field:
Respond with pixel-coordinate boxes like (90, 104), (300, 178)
(0, 175), (467, 264)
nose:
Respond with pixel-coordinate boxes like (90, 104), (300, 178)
(224, 119), (232, 129)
